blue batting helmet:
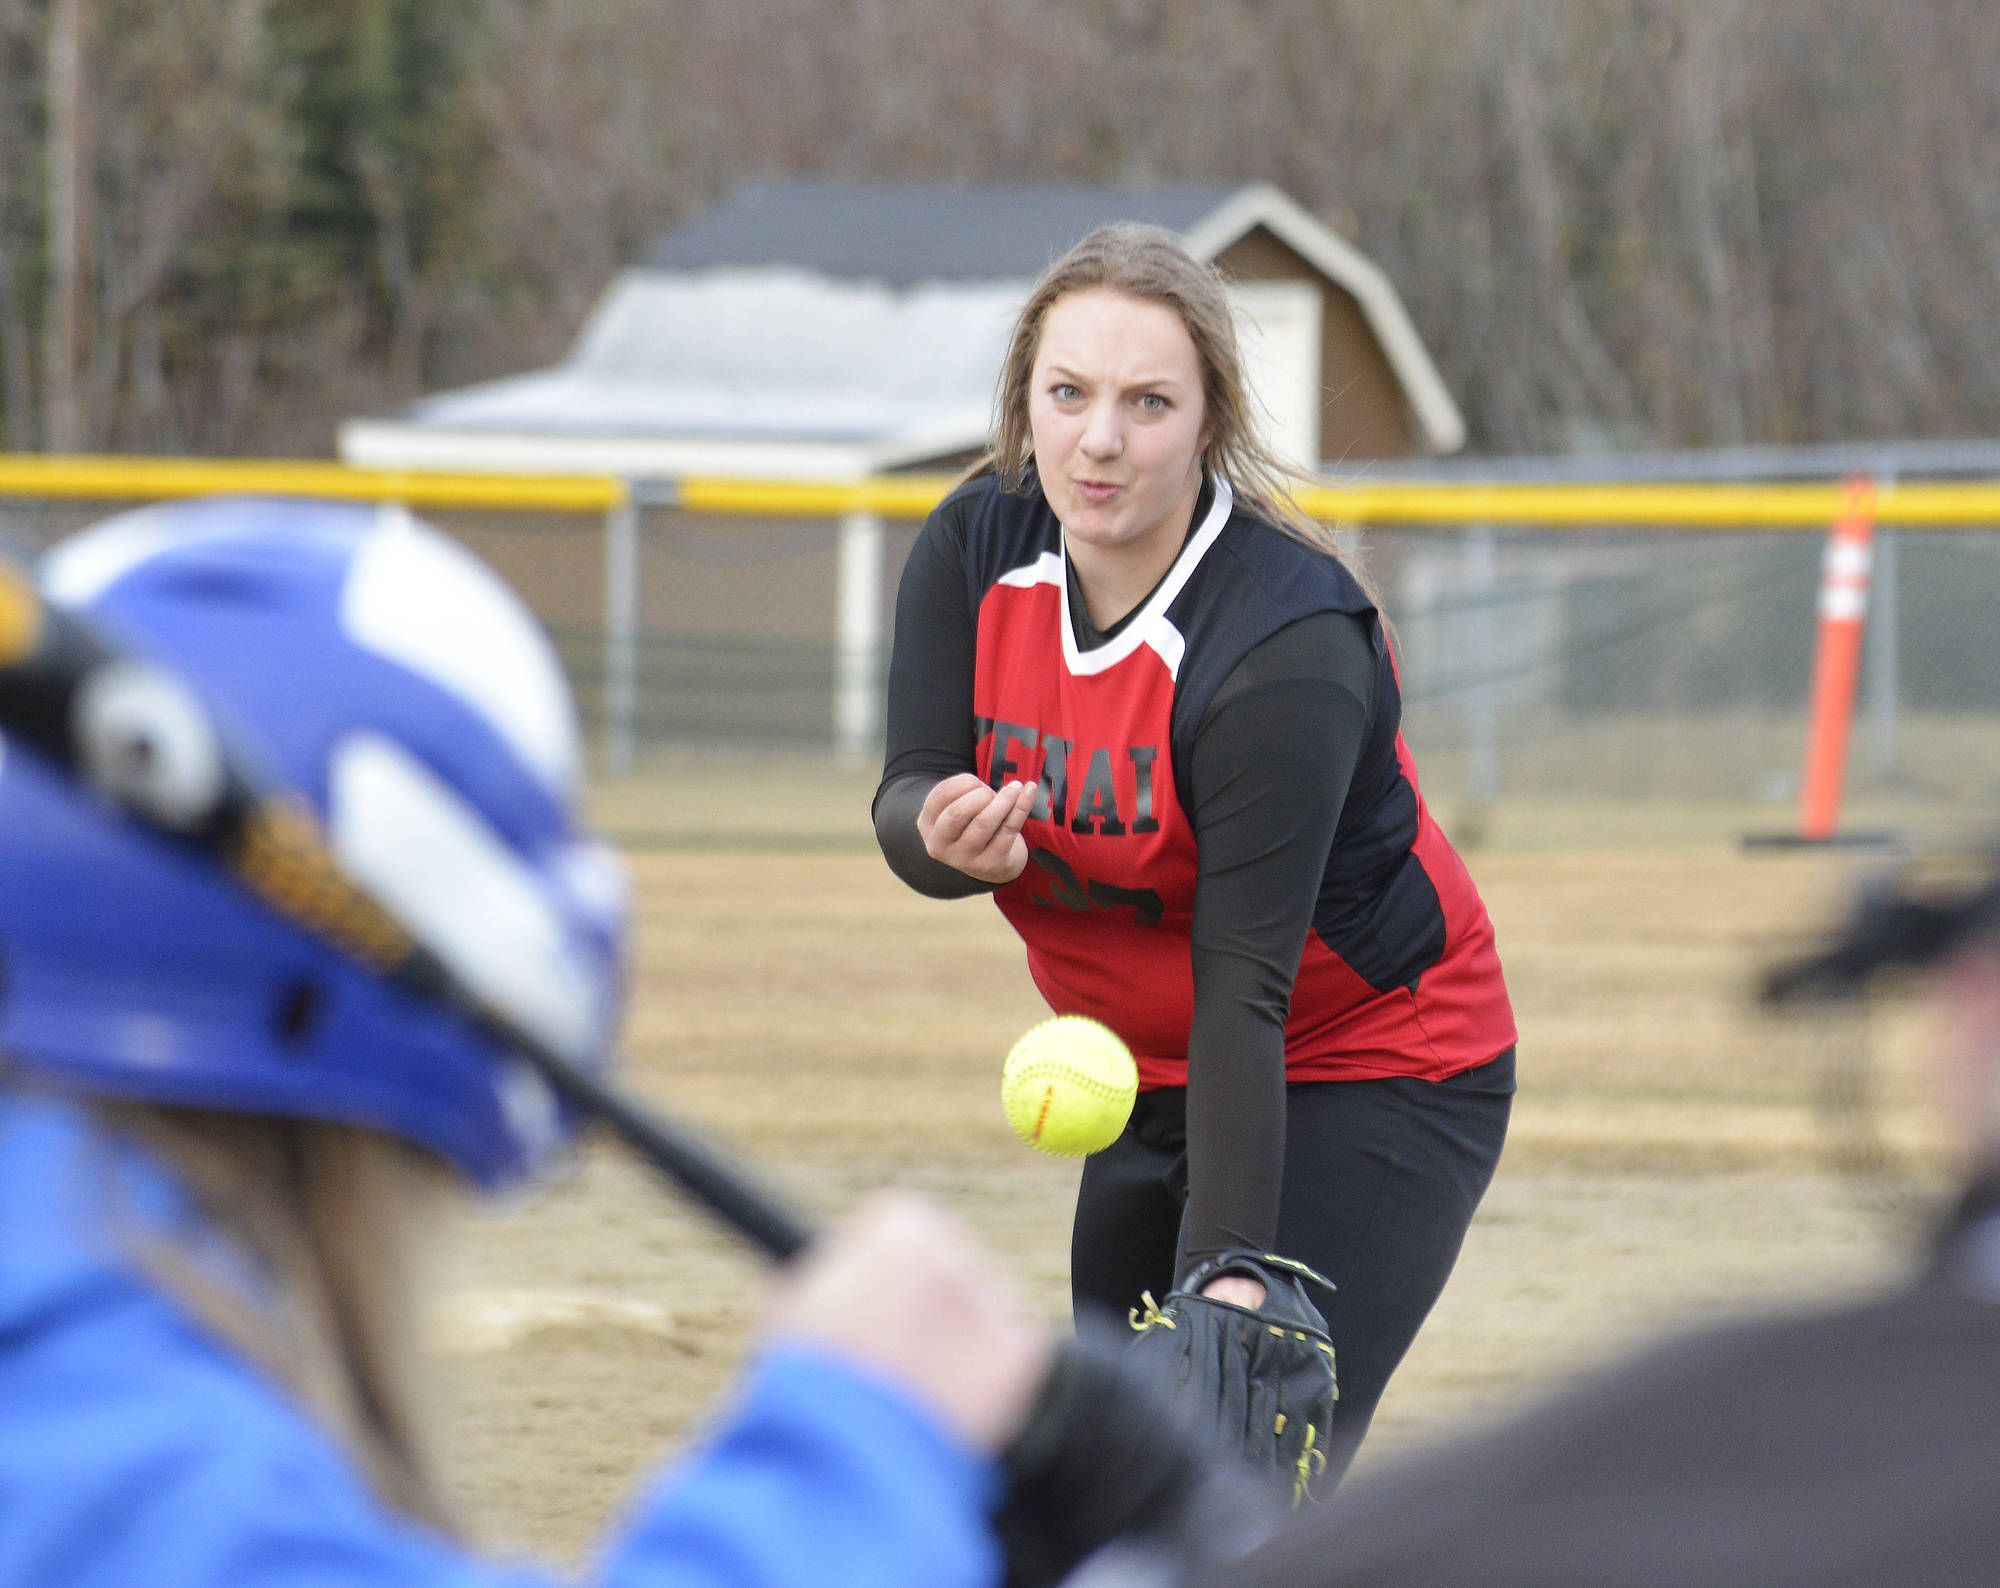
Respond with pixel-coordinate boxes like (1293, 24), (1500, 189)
(0, 497), (626, 1188)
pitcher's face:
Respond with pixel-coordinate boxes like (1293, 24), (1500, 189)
(1028, 288), (1208, 569)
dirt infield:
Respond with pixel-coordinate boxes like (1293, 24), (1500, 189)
(425, 770), (1953, 1565)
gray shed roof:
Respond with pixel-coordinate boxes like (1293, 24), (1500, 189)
(644, 180), (1241, 284)
(341, 179), (1467, 476)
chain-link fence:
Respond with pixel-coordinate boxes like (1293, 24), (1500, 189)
(8, 493), (1999, 835)
(1389, 527), (2000, 815)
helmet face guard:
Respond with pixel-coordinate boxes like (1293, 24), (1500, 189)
(0, 498), (626, 1189)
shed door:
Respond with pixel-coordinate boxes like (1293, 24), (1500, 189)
(1227, 280), (1323, 471)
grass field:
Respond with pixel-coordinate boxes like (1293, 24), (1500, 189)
(423, 754), (1962, 1565)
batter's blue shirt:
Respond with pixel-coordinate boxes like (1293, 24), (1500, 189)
(0, 1090), (1000, 1588)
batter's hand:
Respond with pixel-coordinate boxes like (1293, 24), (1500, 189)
(918, 773), (1039, 885)
(763, 1190), (1054, 1453)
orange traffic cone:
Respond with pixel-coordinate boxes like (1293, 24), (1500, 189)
(1743, 475), (1899, 852)
(1796, 476), (1876, 842)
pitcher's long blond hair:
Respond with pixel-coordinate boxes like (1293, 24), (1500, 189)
(969, 222), (1360, 572)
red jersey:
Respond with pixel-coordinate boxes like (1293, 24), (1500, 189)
(965, 475), (1515, 1090)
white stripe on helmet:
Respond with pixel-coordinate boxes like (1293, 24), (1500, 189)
(341, 506), (578, 795)
(41, 504), (242, 608)
(329, 730), (600, 1065)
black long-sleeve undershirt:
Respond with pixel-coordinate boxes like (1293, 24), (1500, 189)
(873, 512), (1377, 1267)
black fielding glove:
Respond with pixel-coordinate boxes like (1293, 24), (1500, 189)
(996, 1338), (1282, 1588)
(1124, 1251), (1339, 1507)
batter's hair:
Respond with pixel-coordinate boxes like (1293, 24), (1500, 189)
(968, 223), (1349, 562)
(94, 1102), (459, 1532)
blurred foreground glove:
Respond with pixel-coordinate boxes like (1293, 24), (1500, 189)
(997, 1338), (1281, 1588)
(1125, 1251), (1338, 1507)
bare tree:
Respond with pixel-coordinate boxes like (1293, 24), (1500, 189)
(4, 0), (1998, 455)
(40, 0), (87, 451)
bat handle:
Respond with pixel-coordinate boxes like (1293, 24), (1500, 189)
(523, 1043), (818, 1262)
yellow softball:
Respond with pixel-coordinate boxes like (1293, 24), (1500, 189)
(1001, 1015), (1138, 1156)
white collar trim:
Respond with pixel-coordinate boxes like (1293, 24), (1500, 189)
(1059, 477), (1233, 678)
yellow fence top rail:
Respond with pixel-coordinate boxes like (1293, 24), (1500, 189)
(0, 455), (624, 513)
(5, 454), (2000, 527)
(685, 474), (2000, 526)
(673, 474), (960, 520)
(1296, 479), (2000, 527)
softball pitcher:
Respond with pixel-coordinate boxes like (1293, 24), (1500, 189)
(874, 224), (1517, 1488)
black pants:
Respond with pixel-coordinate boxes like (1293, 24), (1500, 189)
(1071, 1049), (1514, 1487)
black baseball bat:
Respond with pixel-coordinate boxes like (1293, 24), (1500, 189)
(0, 558), (815, 1260)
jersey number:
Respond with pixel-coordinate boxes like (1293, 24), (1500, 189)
(1027, 847), (1164, 927)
